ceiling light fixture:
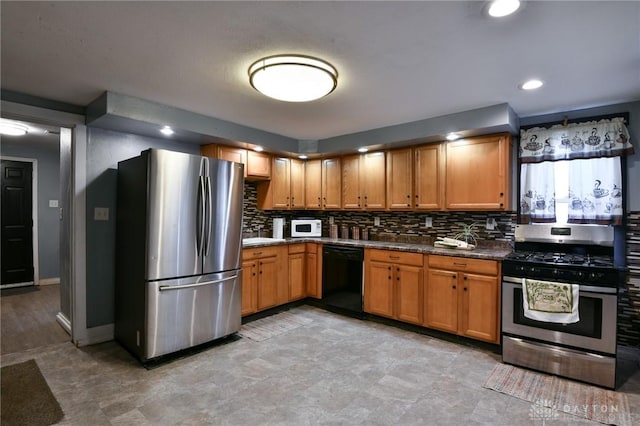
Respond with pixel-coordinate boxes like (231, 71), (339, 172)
(0, 119), (29, 136)
(298, 155), (308, 160)
(446, 133), (460, 141)
(358, 147), (369, 153)
(160, 125), (174, 136)
(248, 54), (338, 102)
(253, 146), (264, 152)
(520, 79), (544, 90)
(488, 0), (521, 17)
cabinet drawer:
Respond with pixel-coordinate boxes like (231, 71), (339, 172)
(367, 249), (424, 266)
(243, 246), (280, 260)
(288, 243), (306, 254)
(428, 255), (497, 275)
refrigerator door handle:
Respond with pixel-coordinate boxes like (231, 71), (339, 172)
(204, 176), (213, 257)
(196, 176), (206, 256)
(158, 274), (238, 292)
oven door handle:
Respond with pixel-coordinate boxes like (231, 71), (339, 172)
(502, 276), (617, 295)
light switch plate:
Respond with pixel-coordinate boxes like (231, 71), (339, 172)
(49, 200), (58, 208)
(94, 207), (109, 221)
(374, 217), (380, 226)
(486, 218), (496, 230)
(425, 217), (433, 228)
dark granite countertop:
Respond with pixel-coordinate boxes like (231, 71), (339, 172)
(243, 237), (513, 261)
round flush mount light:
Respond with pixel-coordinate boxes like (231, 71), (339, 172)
(519, 79), (544, 90)
(0, 118), (29, 136)
(488, 0), (521, 17)
(298, 155), (308, 160)
(160, 125), (174, 136)
(446, 133), (460, 141)
(357, 147), (369, 153)
(248, 54), (338, 102)
(253, 146), (264, 152)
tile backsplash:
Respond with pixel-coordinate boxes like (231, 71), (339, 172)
(243, 182), (515, 247)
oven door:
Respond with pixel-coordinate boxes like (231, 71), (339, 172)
(502, 276), (617, 355)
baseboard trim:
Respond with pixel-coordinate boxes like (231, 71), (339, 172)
(56, 312), (72, 335)
(74, 323), (114, 347)
(39, 277), (61, 285)
(0, 281), (34, 289)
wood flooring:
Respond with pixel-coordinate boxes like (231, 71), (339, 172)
(1, 284), (69, 355)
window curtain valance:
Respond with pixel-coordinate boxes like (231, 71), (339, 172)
(519, 117), (633, 163)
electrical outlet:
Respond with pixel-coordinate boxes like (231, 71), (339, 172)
(94, 207), (109, 221)
(486, 218), (496, 230)
(329, 216), (334, 224)
(49, 199), (58, 208)
(374, 217), (380, 226)
(425, 217), (433, 228)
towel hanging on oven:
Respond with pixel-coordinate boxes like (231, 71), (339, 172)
(522, 278), (579, 324)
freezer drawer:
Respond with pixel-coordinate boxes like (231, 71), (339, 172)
(146, 270), (241, 360)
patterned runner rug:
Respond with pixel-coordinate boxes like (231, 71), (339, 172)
(239, 311), (313, 341)
(1, 359), (64, 426)
(483, 363), (631, 425)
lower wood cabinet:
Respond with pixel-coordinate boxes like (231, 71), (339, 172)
(242, 243), (322, 317)
(364, 249), (424, 325)
(425, 255), (500, 344)
(241, 245), (287, 316)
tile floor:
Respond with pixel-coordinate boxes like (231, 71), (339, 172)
(1, 305), (639, 425)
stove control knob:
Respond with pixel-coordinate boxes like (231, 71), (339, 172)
(577, 271), (584, 279)
(590, 272), (597, 280)
(552, 269), (559, 276)
(529, 267), (536, 273)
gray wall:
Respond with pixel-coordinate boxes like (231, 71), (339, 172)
(1, 134), (60, 280)
(519, 100), (640, 211)
(85, 128), (200, 327)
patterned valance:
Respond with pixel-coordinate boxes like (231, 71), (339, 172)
(519, 117), (633, 163)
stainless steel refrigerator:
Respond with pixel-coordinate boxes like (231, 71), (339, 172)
(115, 149), (244, 362)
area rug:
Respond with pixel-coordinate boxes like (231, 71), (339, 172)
(1, 359), (64, 426)
(483, 363), (631, 425)
(239, 311), (313, 341)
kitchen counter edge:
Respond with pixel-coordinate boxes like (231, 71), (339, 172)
(243, 238), (512, 261)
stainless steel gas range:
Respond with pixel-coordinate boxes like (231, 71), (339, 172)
(501, 224), (625, 389)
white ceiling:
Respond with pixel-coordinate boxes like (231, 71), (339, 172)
(2, 1), (639, 141)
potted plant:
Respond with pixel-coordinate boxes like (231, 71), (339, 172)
(454, 223), (480, 246)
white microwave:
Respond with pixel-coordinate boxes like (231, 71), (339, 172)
(291, 219), (322, 237)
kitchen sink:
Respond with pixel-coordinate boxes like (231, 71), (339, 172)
(242, 237), (286, 246)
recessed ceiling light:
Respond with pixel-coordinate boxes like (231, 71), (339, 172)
(0, 119), (29, 136)
(253, 146), (264, 152)
(446, 133), (460, 141)
(298, 155), (308, 160)
(248, 54), (338, 102)
(520, 79), (544, 90)
(160, 125), (174, 136)
(488, 0), (521, 17)
(358, 147), (369, 153)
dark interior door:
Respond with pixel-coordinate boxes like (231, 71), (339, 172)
(1, 160), (34, 285)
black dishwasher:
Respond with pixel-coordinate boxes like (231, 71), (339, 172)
(322, 245), (364, 315)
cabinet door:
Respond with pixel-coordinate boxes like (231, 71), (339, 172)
(271, 157), (291, 209)
(290, 158), (305, 209)
(218, 146), (248, 178)
(445, 134), (510, 210)
(305, 160), (323, 209)
(364, 261), (394, 318)
(288, 252), (306, 301)
(387, 148), (413, 210)
(247, 151), (271, 179)
(424, 269), (458, 333)
(341, 155), (361, 209)
(361, 152), (386, 209)
(459, 273), (499, 343)
(241, 260), (257, 316)
(257, 256), (279, 310)
(395, 264), (423, 325)
(306, 251), (320, 298)
(322, 158), (341, 209)
(414, 144), (443, 210)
